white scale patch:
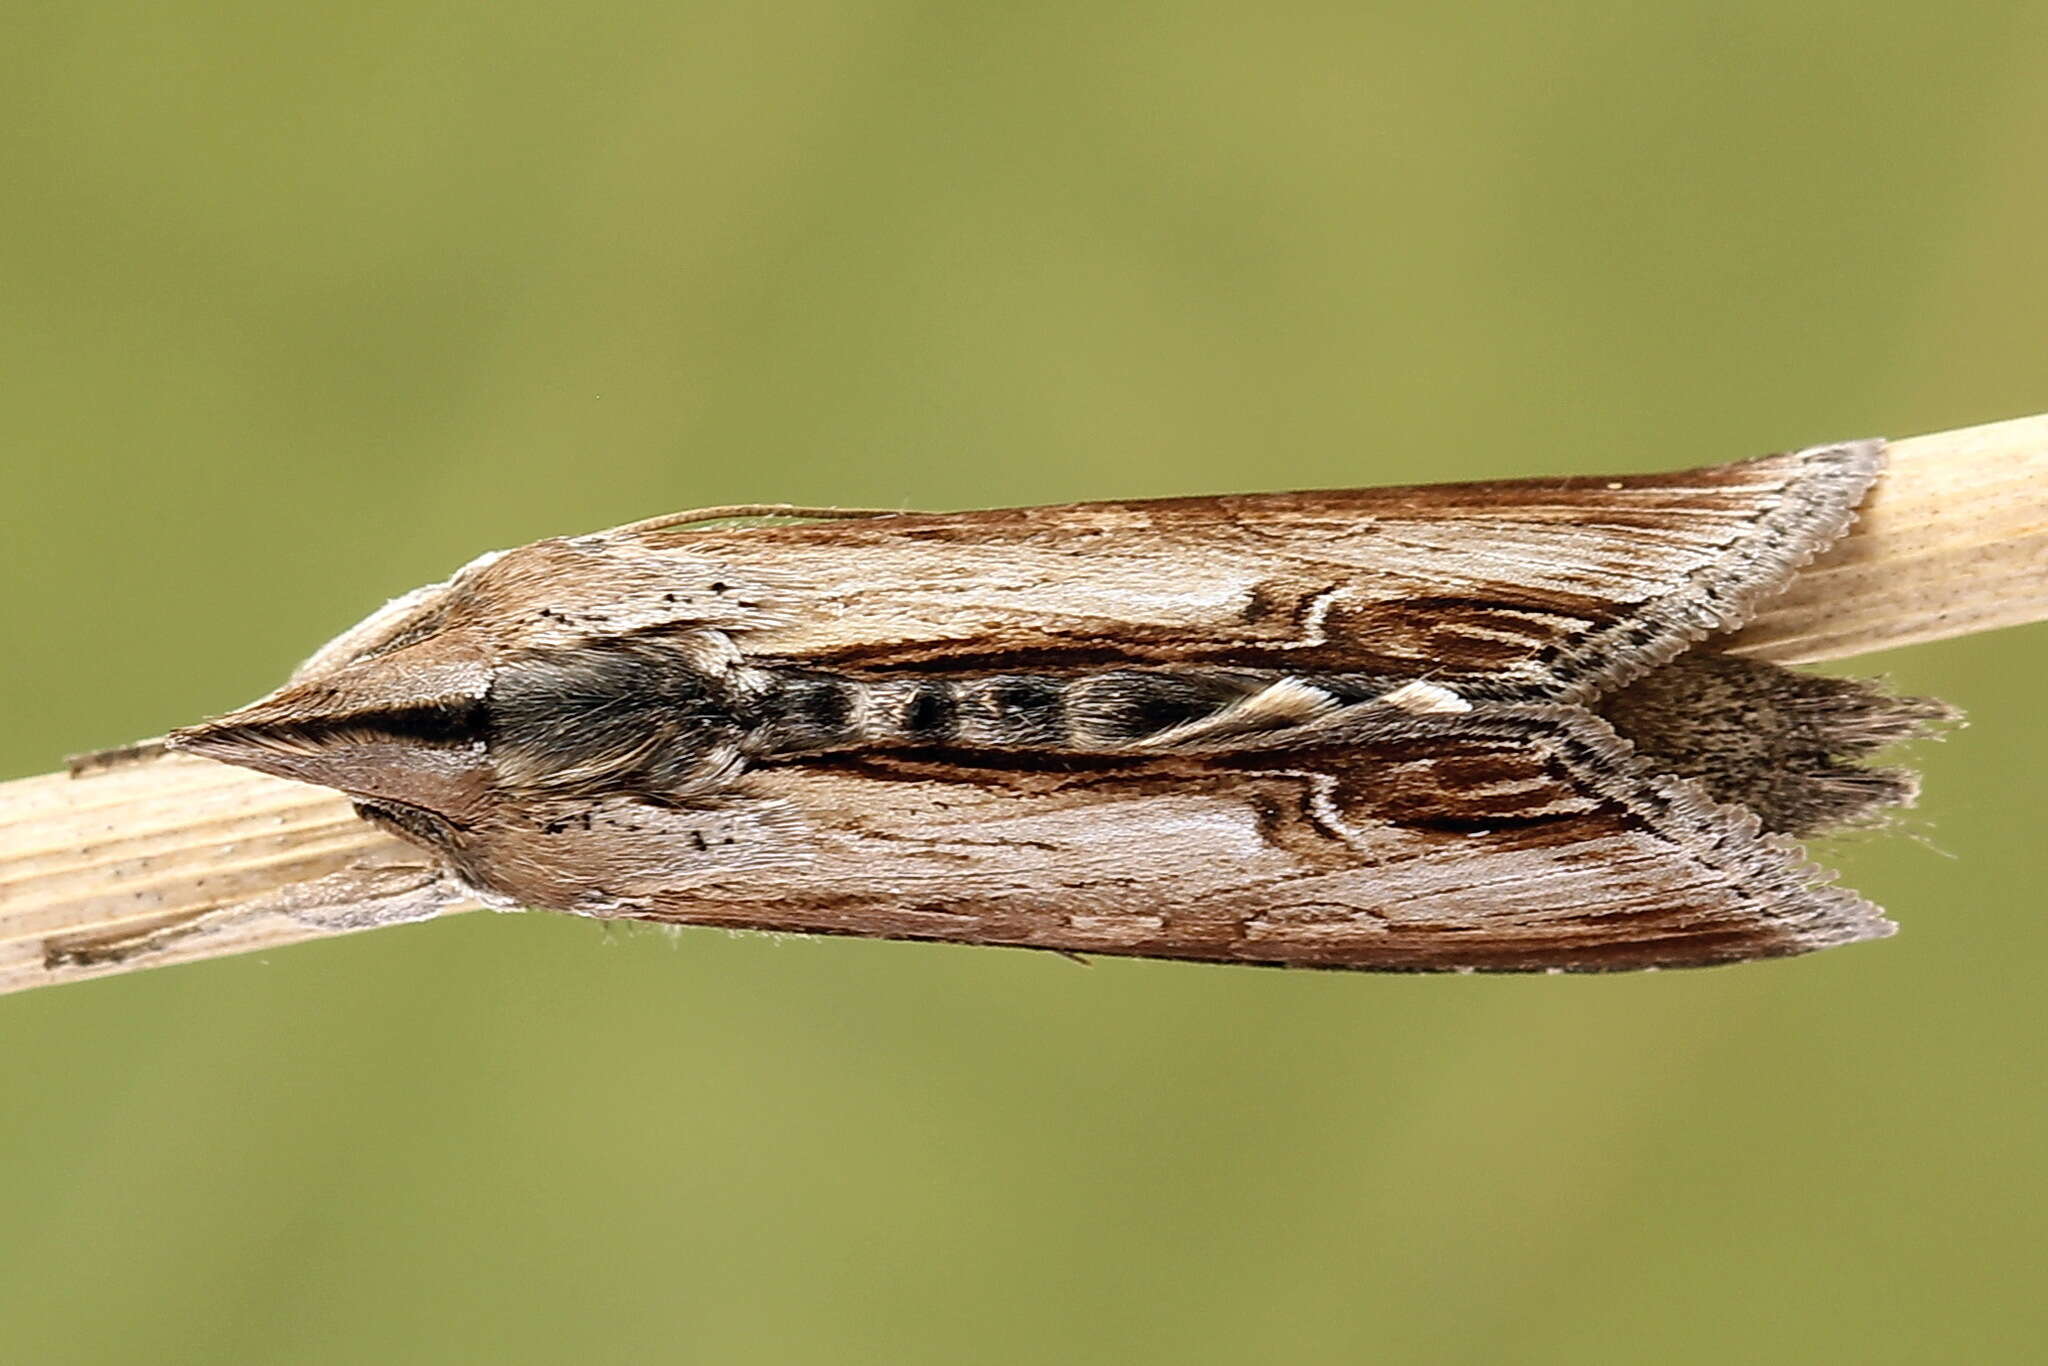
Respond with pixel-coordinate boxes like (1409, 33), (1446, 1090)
(1380, 680), (1474, 715)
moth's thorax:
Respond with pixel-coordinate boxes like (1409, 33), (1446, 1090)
(487, 641), (746, 795)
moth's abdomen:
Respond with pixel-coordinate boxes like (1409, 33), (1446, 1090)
(490, 640), (751, 794)
(742, 671), (1064, 755)
(743, 667), (1362, 756)
(486, 646), (1356, 789)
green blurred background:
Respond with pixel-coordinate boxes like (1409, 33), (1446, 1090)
(4, 3), (2045, 1362)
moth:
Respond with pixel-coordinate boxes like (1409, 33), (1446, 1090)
(166, 440), (1951, 973)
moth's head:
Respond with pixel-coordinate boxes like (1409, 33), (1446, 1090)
(168, 645), (496, 850)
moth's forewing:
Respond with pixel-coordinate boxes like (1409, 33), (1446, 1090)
(459, 707), (1886, 973)
(633, 445), (1881, 697)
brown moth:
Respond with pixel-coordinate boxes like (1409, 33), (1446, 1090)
(167, 440), (1952, 973)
